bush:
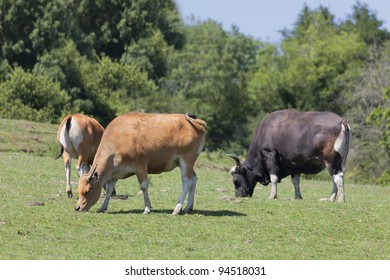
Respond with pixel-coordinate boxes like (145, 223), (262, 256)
(0, 67), (69, 123)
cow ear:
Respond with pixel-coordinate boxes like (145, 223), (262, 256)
(87, 165), (99, 182)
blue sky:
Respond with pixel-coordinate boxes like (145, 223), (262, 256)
(175, 0), (390, 43)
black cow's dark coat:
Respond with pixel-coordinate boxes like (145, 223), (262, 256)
(229, 109), (351, 202)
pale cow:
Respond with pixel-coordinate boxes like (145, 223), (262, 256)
(56, 114), (104, 198)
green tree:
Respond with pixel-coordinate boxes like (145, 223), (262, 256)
(160, 21), (258, 151)
(73, 0), (185, 80)
(87, 56), (157, 119)
(0, 67), (69, 122)
(367, 86), (390, 185)
(33, 40), (89, 111)
(346, 43), (390, 185)
(0, 0), (73, 69)
(341, 1), (390, 46)
(0, 0), (184, 123)
(249, 5), (366, 117)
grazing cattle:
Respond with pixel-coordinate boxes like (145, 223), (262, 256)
(56, 114), (104, 198)
(227, 109), (351, 202)
(74, 112), (207, 215)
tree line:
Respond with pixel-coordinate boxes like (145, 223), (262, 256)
(0, 0), (389, 185)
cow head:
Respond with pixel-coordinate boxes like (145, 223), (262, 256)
(227, 154), (259, 197)
(75, 165), (102, 212)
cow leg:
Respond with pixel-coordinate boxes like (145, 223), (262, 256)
(173, 177), (190, 215)
(76, 158), (90, 178)
(333, 171), (345, 203)
(269, 174), (278, 199)
(62, 151), (73, 198)
(320, 167), (345, 203)
(173, 159), (194, 215)
(136, 169), (152, 214)
(183, 170), (197, 213)
(98, 179), (117, 213)
(140, 180), (152, 214)
(291, 174), (303, 200)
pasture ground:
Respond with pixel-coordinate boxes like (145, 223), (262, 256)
(0, 119), (389, 259)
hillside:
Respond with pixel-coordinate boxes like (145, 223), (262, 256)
(0, 118), (58, 155)
(0, 118), (231, 170)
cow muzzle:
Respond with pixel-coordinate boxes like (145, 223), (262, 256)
(235, 189), (253, 198)
(74, 205), (88, 212)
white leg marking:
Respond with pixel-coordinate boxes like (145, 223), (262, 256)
(65, 160), (72, 197)
(334, 172), (345, 203)
(140, 180), (152, 214)
(269, 174), (278, 200)
(319, 172), (344, 203)
(77, 164), (90, 177)
(98, 180), (116, 213)
(183, 174), (197, 213)
(174, 176), (191, 215)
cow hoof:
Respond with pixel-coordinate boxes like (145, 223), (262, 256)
(67, 191), (73, 198)
(143, 207), (151, 214)
(183, 207), (193, 214)
(172, 203), (183, 215)
(268, 196), (278, 200)
(97, 208), (106, 213)
(319, 198), (331, 202)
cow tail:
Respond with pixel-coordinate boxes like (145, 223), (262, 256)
(54, 145), (64, 160)
(185, 114), (207, 130)
(341, 119), (351, 171)
(55, 116), (72, 160)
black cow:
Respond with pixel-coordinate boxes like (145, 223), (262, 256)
(227, 109), (351, 202)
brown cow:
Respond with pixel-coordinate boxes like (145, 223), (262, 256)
(56, 114), (104, 198)
(75, 112), (206, 215)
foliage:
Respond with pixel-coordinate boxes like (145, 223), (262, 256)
(160, 21), (258, 151)
(346, 43), (390, 185)
(367, 87), (390, 151)
(341, 1), (390, 46)
(0, 67), (69, 122)
(366, 86), (390, 185)
(1, 1), (390, 184)
(249, 5), (366, 117)
(90, 56), (157, 117)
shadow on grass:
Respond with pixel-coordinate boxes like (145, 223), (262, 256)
(108, 209), (247, 216)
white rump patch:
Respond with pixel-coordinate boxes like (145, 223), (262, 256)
(68, 119), (83, 149)
(334, 124), (347, 157)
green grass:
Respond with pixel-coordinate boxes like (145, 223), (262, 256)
(0, 119), (389, 259)
(0, 118), (58, 155)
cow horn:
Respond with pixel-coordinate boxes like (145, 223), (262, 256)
(87, 165), (98, 182)
(226, 154), (241, 167)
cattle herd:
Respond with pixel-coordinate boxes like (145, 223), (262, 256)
(56, 109), (351, 214)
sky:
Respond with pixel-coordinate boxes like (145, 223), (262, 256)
(175, 0), (390, 43)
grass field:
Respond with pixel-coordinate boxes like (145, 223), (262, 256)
(0, 119), (389, 260)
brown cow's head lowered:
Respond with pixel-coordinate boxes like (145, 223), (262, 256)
(75, 165), (102, 212)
